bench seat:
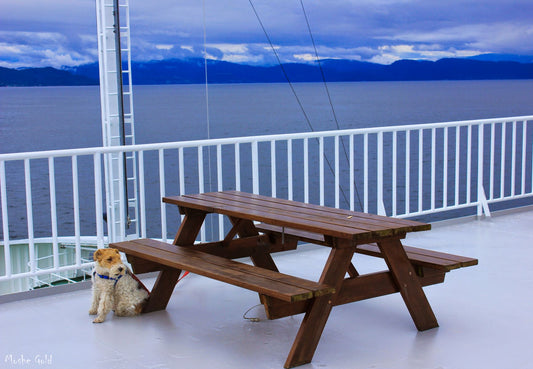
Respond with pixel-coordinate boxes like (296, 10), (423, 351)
(110, 238), (335, 303)
(255, 223), (478, 272)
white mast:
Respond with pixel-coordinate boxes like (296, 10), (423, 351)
(95, 0), (138, 242)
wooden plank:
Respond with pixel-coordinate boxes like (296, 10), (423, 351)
(163, 192), (430, 242)
(164, 195), (371, 241)
(177, 235), (297, 259)
(205, 191), (429, 235)
(173, 208), (206, 246)
(260, 268), (446, 320)
(125, 255), (162, 274)
(377, 238), (439, 331)
(335, 269), (446, 306)
(355, 243), (478, 271)
(212, 191), (429, 230)
(133, 239), (333, 297)
(256, 223), (328, 245)
(122, 243), (313, 302)
(115, 241), (311, 302)
(112, 239), (334, 302)
(401, 246), (478, 268)
(284, 243), (355, 368)
(143, 268), (182, 313)
(256, 224), (478, 271)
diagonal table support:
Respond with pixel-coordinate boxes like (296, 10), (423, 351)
(143, 208), (206, 313)
(284, 242), (355, 368)
(377, 238), (439, 331)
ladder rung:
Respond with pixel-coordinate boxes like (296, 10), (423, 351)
(108, 114), (133, 119)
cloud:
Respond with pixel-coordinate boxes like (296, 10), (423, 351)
(1, 0), (533, 68)
(0, 31), (96, 68)
(155, 44), (174, 51)
(294, 53), (315, 62)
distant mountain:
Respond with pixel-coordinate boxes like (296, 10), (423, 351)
(0, 66), (98, 87)
(466, 53), (533, 63)
(2, 57), (533, 87)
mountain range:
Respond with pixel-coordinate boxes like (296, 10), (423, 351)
(2, 55), (533, 87)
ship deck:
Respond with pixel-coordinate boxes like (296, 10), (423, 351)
(1, 208), (532, 369)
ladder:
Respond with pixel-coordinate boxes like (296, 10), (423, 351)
(95, 0), (139, 242)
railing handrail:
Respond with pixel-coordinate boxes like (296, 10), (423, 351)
(2, 115), (532, 162)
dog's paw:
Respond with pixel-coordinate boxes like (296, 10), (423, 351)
(89, 308), (97, 315)
(92, 316), (105, 323)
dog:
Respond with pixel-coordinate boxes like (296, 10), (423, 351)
(89, 248), (149, 323)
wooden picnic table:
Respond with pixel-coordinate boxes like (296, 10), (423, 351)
(111, 191), (477, 368)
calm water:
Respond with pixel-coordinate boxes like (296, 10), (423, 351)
(1, 80), (532, 239)
(1, 80), (533, 154)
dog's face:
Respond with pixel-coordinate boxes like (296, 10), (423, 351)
(93, 248), (123, 269)
(109, 263), (126, 278)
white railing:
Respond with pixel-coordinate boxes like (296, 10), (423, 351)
(1, 116), (532, 292)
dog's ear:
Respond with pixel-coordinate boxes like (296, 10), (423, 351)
(93, 249), (103, 261)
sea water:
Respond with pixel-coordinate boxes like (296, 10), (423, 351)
(1, 80), (532, 239)
(2, 80), (533, 154)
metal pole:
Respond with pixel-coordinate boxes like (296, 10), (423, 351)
(112, 0), (131, 228)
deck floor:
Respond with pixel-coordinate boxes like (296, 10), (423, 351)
(1, 208), (532, 369)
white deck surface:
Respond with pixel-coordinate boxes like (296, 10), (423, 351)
(1, 209), (532, 369)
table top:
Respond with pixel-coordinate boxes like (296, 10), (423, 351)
(163, 191), (430, 243)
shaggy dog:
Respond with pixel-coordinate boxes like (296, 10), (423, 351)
(89, 248), (149, 323)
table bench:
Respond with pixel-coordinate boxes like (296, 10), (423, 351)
(110, 191), (478, 368)
(255, 223), (478, 274)
(111, 238), (335, 309)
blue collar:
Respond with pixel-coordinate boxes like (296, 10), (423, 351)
(93, 271), (123, 286)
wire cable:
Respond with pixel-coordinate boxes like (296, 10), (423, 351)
(202, 0), (216, 238)
(298, 0), (364, 211)
(249, 0), (363, 211)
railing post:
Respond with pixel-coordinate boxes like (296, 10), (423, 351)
(252, 141), (259, 194)
(477, 185), (491, 217)
(477, 123), (491, 217)
(93, 153), (105, 249)
(0, 160), (12, 278)
(335, 135), (340, 208)
(377, 131), (386, 215)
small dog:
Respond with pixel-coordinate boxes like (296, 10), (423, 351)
(89, 248), (149, 323)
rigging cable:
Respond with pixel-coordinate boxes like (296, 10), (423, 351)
(298, 0), (339, 129)
(249, 0), (362, 211)
(298, 0), (364, 211)
(203, 0), (211, 143)
(248, 0), (314, 132)
(202, 0), (217, 239)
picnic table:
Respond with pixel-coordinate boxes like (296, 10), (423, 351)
(111, 191), (477, 368)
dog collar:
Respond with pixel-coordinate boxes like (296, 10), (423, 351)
(93, 271), (123, 286)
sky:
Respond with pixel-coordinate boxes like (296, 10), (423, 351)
(1, 0), (533, 69)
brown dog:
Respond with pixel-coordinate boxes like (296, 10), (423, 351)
(89, 248), (149, 323)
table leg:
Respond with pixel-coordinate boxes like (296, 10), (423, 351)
(143, 269), (182, 313)
(377, 238), (439, 331)
(144, 209), (207, 313)
(284, 243), (354, 368)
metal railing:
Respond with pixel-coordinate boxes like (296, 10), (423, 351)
(1, 116), (532, 292)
